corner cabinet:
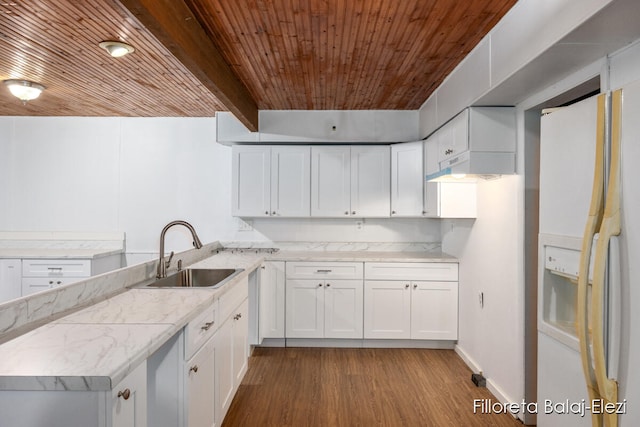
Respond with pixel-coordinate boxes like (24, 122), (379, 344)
(231, 145), (311, 217)
(259, 261), (286, 341)
(363, 262), (459, 340)
(390, 141), (424, 216)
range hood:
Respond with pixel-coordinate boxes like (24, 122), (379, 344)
(424, 107), (516, 182)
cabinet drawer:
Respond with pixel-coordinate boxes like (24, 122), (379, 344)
(286, 262), (363, 279)
(185, 301), (219, 360)
(219, 277), (248, 322)
(365, 262), (458, 281)
(22, 259), (91, 277)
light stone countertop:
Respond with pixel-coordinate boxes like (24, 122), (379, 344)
(0, 249), (455, 392)
(0, 248), (124, 259)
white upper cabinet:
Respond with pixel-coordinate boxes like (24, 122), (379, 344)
(271, 146), (311, 217)
(231, 145), (310, 217)
(437, 109), (469, 163)
(311, 146), (351, 217)
(312, 146), (390, 217)
(390, 141), (424, 216)
(350, 146), (390, 217)
(231, 146), (271, 217)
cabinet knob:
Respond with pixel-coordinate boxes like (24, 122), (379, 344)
(413, 284), (418, 289)
(189, 365), (199, 374)
(265, 211), (269, 215)
(261, 265), (266, 269)
(344, 211), (349, 215)
(352, 211), (356, 215)
(422, 210), (427, 215)
(201, 321), (214, 331)
(318, 283), (323, 287)
(49, 280), (54, 285)
(326, 283), (331, 287)
(405, 283), (410, 289)
(234, 313), (242, 320)
(56, 281), (62, 285)
(117, 388), (131, 400)
(391, 211), (396, 215)
(272, 211), (276, 215)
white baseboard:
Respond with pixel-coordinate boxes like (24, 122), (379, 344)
(454, 344), (482, 374)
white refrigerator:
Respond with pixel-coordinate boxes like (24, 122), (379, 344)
(538, 79), (640, 426)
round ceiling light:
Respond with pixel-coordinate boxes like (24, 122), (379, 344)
(99, 41), (135, 58)
(3, 79), (45, 101)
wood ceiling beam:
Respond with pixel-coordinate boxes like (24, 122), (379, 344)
(118, 0), (259, 130)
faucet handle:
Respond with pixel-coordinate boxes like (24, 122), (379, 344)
(165, 251), (175, 269)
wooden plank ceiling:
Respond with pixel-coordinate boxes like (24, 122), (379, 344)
(0, 0), (516, 118)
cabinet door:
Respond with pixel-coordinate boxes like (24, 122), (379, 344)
(186, 338), (215, 427)
(390, 141), (424, 216)
(438, 109), (469, 163)
(324, 279), (363, 339)
(260, 262), (286, 340)
(0, 259), (21, 302)
(311, 146), (351, 217)
(411, 281), (458, 340)
(363, 280), (411, 339)
(231, 299), (249, 386)
(231, 145), (271, 217)
(350, 146), (390, 217)
(286, 279), (325, 338)
(270, 146), (311, 217)
(112, 360), (147, 427)
(214, 316), (233, 426)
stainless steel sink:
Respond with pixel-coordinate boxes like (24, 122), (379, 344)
(142, 268), (243, 289)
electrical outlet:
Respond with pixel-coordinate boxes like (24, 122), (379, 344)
(237, 218), (253, 231)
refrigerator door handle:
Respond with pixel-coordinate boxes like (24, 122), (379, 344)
(591, 89), (622, 427)
(577, 92), (607, 427)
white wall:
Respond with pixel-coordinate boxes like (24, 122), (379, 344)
(441, 175), (523, 404)
(0, 116), (440, 263)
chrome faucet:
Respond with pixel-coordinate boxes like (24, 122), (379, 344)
(157, 220), (203, 278)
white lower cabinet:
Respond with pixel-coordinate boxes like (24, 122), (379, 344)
(112, 360), (148, 427)
(285, 262), (364, 339)
(0, 259), (21, 302)
(185, 338), (216, 427)
(259, 261), (286, 340)
(364, 262), (459, 340)
(214, 280), (249, 426)
(0, 360), (148, 427)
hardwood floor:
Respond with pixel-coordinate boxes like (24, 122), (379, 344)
(223, 347), (523, 426)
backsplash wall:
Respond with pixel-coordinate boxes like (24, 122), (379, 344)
(0, 116), (441, 261)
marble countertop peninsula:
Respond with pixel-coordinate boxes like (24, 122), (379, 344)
(0, 251), (263, 392)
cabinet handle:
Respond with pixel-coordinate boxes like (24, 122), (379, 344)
(189, 365), (199, 374)
(117, 389), (131, 400)
(201, 321), (214, 331)
(234, 313), (242, 320)
(316, 269), (332, 273)
(413, 284), (418, 289)
(405, 284), (410, 289)
(48, 267), (63, 271)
